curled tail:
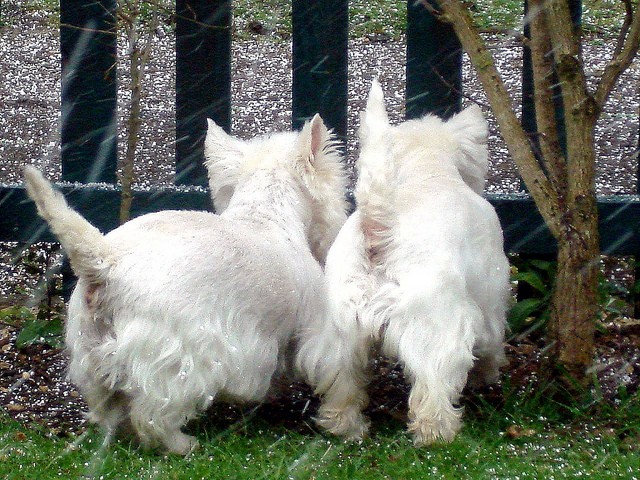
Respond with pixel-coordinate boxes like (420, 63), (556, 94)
(354, 79), (395, 263)
(23, 166), (112, 282)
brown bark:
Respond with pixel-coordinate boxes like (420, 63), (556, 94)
(595, 0), (640, 109)
(119, 43), (142, 225)
(527, 0), (567, 193)
(549, 227), (599, 386)
(118, 3), (159, 224)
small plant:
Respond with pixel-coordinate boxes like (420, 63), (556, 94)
(508, 257), (555, 339)
(509, 256), (634, 340)
(0, 305), (63, 349)
(5, 244), (66, 349)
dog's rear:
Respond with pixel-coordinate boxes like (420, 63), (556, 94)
(23, 115), (348, 455)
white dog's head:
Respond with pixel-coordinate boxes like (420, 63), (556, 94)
(390, 105), (489, 194)
(359, 80), (489, 195)
(204, 115), (349, 264)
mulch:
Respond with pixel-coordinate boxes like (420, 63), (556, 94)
(2, 317), (639, 440)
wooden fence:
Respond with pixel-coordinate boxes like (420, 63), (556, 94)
(1, 0), (639, 258)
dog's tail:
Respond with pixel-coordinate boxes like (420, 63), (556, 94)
(23, 166), (112, 282)
(354, 79), (395, 261)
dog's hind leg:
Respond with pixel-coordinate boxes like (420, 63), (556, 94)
(314, 335), (371, 441)
(387, 293), (478, 445)
(128, 392), (199, 455)
(468, 343), (507, 388)
(298, 307), (371, 440)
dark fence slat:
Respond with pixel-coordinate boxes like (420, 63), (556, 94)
(175, 0), (232, 186)
(406, 0), (462, 119)
(60, 0), (117, 184)
(292, 0), (348, 138)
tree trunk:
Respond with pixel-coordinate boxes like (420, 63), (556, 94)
(548, 202), (600, 387)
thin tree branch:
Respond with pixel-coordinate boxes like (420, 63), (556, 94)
(594, 0), (640, 110)
(613, 0), (634, 58)
(527, 0), (567, 193)
(424, 0), (564, 239)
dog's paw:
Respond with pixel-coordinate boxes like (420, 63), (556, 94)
(408, 414), (461, 446)
(315, 406), (370, 441)
(164, 432), (199, 456)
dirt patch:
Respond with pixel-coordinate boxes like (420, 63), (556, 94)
(2, 318), (639, 439)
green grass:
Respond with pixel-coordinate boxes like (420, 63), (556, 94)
(3, 0), (629, 40)
(2, 390), (639, 480)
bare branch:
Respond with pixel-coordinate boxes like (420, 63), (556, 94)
(435, 0), (564, 239)
(594, 1), (640, 109)
(417, 0), (444, 19)
(613, 0), (634, 58)
(527, 0), (567, 192)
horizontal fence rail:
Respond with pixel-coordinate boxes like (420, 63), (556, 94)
(1, 0), (639, 261)
(2, 185), (640, 256)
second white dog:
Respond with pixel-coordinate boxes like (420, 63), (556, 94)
(23, 114), (348, 454)
(299, 81), (510, 445)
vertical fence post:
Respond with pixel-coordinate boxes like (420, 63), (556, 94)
(60, 0), (118, 184)
(406, 0), (462, 120)
(175, 0), (232, 187)
(59, 0), (118, 299)
(292, 0), (348, 140)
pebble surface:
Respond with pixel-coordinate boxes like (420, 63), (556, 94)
(1, 2), (637, 193)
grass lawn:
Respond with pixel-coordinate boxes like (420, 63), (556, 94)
(5, 0), (628, 39)
(2, 392), (639, 479)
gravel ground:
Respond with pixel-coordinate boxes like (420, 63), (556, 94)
(1, 2), (639, 439)
(1, 2), (638, 192)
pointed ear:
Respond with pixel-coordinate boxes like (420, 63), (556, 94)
(447, 104), (488, 145)
(204, 119), (244, 161)
(203, 118), (245, 212)
(296, 113), (330, 170)
(445, 105), (489, 194)
(295, 114), (349, 265)
(359, 78), (389, 144)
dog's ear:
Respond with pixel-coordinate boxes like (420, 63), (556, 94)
(295, 114), (332, 173)
(359, 78), (389, 145)
(447, 104), (488, 146)
(204, 119), (245, 212)
(294, 114), (349, 265)
(446, 104), (489, 194)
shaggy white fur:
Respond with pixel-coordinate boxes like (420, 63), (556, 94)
(23, 115), (348, 454)
(299, 80), (510, 446)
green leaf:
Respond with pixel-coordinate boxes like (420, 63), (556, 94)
(16, 318), (64, 349)
(508, 298), (544, 332)
(0, 306), (35, 325)
(528, 259), (555, 272)
(513, 270), (548, 295)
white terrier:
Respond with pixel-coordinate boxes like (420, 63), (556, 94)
(23, 114), (348, 454)
(299, 81), (510, 445)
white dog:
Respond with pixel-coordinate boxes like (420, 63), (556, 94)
(299, 81), (510, 445)
(23, 114), (348, 454)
